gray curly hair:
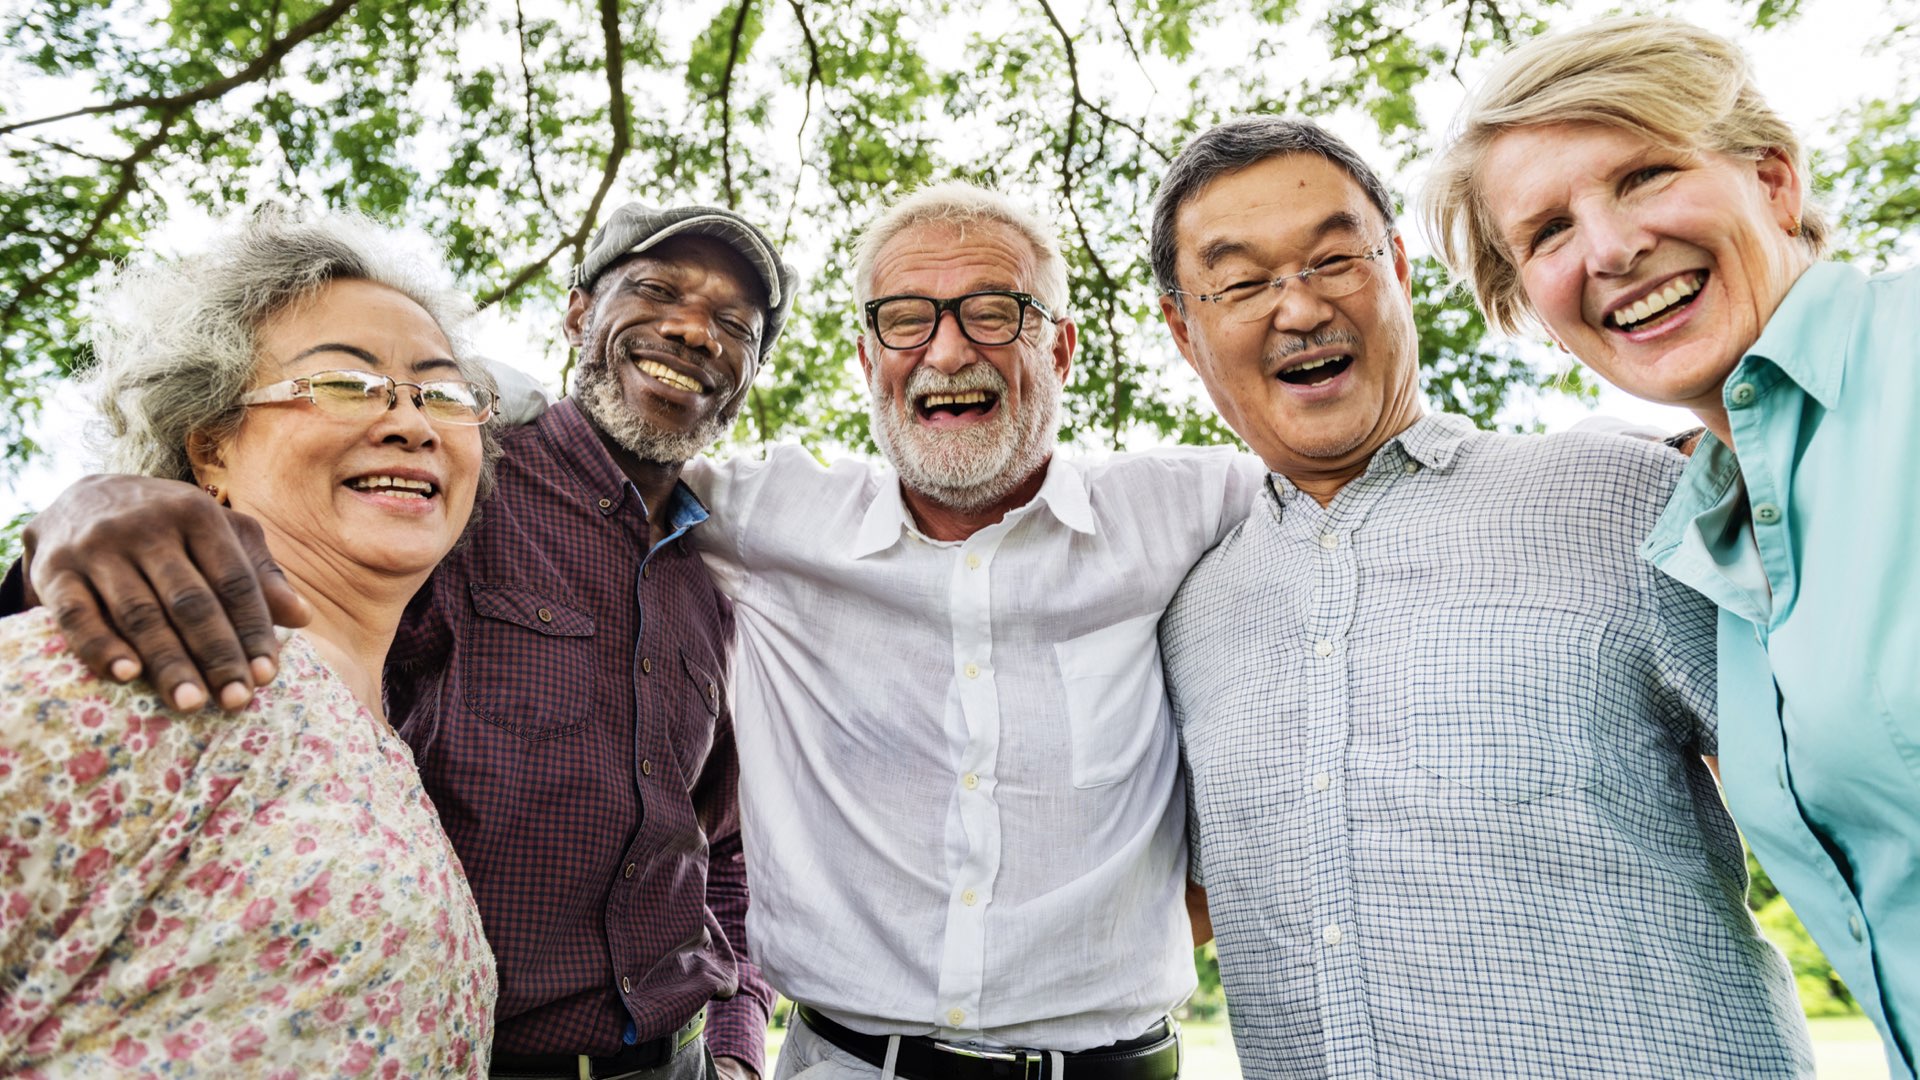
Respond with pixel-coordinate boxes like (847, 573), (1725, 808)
(86, 208), (499, 498)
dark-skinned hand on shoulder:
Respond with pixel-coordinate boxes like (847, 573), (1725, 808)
(17, 474), (311, 712)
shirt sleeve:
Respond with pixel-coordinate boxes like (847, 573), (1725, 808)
(1644, 548), (1721, 756)
(691, 604), (774, 1072)
(0, 558), (27, 617)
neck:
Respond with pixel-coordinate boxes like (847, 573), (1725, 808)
(590, 423), (686, 545)
(1280, 410), (1425, 508)
(263, 540), (426, 729)
(901, 460), (1051, 542)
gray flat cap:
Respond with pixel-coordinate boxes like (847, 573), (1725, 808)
(571, 202), (799, 362)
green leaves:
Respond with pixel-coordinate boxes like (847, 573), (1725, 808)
(0, 0), (1873, 482)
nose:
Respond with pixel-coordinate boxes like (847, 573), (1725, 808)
(656, 303), (722, 356)
(1580, 203), (1652, 277)
(372, 383), (440, 447)
(921, 309), (975, 375)
(1266, 281), (1335, 337)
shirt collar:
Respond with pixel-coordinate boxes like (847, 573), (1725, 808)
(1741, 261), (1862, 410)
(1266, 412), (1469, 508)
(539, 397), (711, 531)
(849, 455), (1095, 558)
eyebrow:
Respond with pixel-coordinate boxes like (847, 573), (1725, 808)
(1195, 210), (1371, 270)
(289, 343), (461, 375)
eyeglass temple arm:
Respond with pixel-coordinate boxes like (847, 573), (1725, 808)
(236, 380), (312, 406)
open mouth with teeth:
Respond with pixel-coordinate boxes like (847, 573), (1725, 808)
(1607, 271), (1706, 332)
(916, 389), (999, 423)
(635, 358), (704, 393)
(1278, 354), (1354, 387)
(346, 475), (438, 500)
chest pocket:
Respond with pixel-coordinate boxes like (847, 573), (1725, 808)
(1055, 611), (1175, 789)
(462, 584), (595, 741)
(675, 647), (722, 782)
(1409, 603), (1601, 805)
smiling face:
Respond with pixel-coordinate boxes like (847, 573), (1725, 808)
(194, 278), (483, 584)
(564, 234), (767, 463)
(1161, 153), (1423, 485)
(859, 220), (1074, 514)
(1479, 122), (1807, 421)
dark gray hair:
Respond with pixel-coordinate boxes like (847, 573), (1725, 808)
(87, 207), (499, 497)
(1150, 117), (1399, 302)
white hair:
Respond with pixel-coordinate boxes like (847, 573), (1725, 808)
(852, 181), (1070, 318)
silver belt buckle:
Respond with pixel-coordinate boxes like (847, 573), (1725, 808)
(930, 1040), (1021, 1061)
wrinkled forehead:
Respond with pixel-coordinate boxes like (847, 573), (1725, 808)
(1176, 154), (1386, 273)
(871, 220), (1041, 295)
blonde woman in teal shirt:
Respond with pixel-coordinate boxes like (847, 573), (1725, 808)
(1423, 16), (1918, 1079)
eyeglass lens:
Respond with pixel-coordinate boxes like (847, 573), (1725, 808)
(307, 371), (493, 424)
(874, 294), (1027, 348)
(1216, 252), (1378, 323)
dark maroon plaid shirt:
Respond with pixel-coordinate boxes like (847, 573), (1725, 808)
(387, 399), (771, 1070)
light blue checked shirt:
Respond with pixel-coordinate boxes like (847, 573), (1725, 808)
(1162, 415), (1812, 1079)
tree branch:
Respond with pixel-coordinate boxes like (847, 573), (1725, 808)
(1036, 0), (1168, 164)
(0, 0), (361, 136)
(780, 0), (825, 245)
(514, 0), (563, 229)
(1037, 0), (1128, 447)
(478, 0), (630, 307)
(716, 0), (756, 209)
(0, 108), (182, 332)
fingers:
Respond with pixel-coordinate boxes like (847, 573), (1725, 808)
(88, 554), (212, 711)
(145, 534), (260, 711)
(38, 567), (143, 684)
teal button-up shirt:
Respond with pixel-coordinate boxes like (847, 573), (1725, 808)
(1644, 261), (1920, 1080)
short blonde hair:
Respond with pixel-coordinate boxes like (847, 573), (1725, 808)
(852, 181), (1069, 317)
(1422, 16), (1827, 335)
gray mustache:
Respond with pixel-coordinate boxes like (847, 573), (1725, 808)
(1265, 329), (1362, 369)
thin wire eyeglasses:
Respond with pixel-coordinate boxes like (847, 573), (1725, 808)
(239, 369), (496, 426)
(1167, 233), (1395, 323)
(864, 290), (1059, 350)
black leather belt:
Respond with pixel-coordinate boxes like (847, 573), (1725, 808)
(490, 1009), (705, 1079)
(797, 1005), (1181, 1080)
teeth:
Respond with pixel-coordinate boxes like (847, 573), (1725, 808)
(1615, 274), (1703, 328)
(637, 359), (701, 392)
(1289, 355), (1345, 374)
(349, 475), (435, 497)
(921, 391), (992, 408)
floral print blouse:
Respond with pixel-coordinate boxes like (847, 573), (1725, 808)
(0, 609), (495, 1078)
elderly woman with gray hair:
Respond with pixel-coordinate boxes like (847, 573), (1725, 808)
(0, 212), (497, 1076)
(1424, 16), (1919, 1078)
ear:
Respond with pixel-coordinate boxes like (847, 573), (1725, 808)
(1159, 294), (1202, 374)
(856, 334), (875, 383)
(1391, 233), (1414, 301)
(1754, 148), (1805, 233)
(1049, 317), (1077, 384)
(561, 287), (593, 348)
(186, 428), (230, 496)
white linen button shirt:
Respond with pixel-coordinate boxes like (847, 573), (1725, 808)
(685, 444), (1264, 1051)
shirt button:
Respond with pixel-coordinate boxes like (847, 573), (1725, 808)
(708, 683), (718, 702)
(1402, 461), (1419, 475)
(947, 1008), (966, 1026)
(537, 607), (553, 623)
(1318, 533), (1338, 551)
(623, 862), (636, 879)
(964, 663), (980, 679)
(962, 889), (979, 906)
(1753, 502), (1782, 525)
(1312, 771), (1331, 792)
(641, 657), (653, 674)
(966, 553), (982, 570)
(641, 759), (653, 777)
(642, 563), (652, 580)
(963, 772), (979, 790)
(1729, 382), (1758, 407)
(621, 976), (632, 994)
(599, 498), (614, 510)
(1314, 640), (1334, 658)
(1322, 924), (1344, 946)
(1849, 915), (1865, 942)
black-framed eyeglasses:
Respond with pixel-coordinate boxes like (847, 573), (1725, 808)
(864, 290), (1058, 350)
(240, 369), (496, 426)
(1166, 232), (1394, 324)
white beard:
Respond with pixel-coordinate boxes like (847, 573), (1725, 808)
(868, 353), (1061, 514)
(573, 345), (737, 464)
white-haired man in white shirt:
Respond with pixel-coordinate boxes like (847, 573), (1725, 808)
(686, 183), (1262, 1080)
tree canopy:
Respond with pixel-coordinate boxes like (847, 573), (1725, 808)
(1, 0), (1914, 478)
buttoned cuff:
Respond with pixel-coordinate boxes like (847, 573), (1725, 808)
(705, 984), (773, 1076)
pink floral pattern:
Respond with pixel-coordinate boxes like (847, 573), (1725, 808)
(0, 609), (495, 1077)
